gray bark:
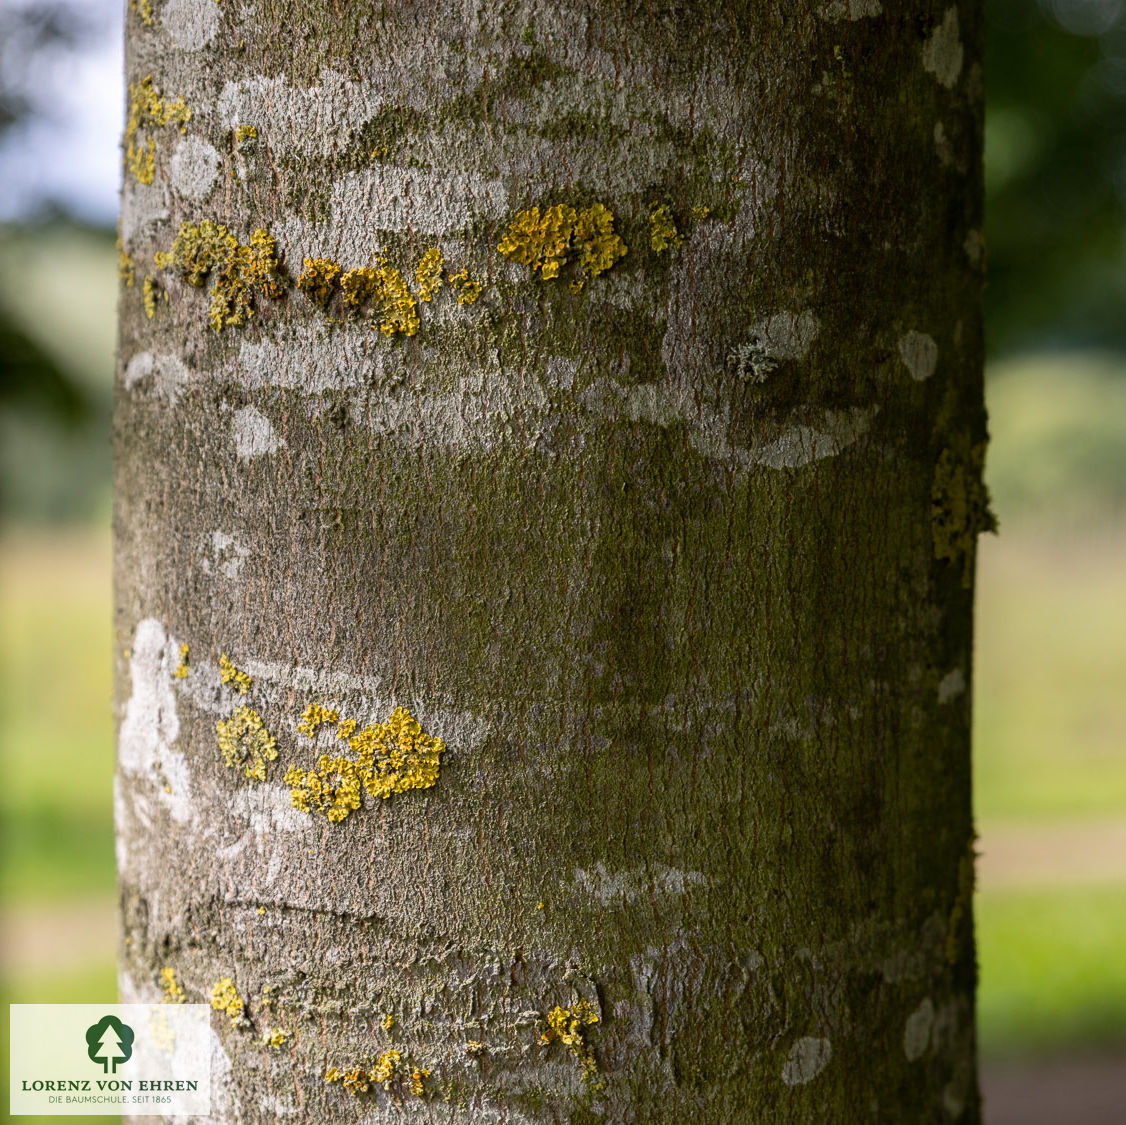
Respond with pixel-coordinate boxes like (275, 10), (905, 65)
(115, 1), (987, 1120)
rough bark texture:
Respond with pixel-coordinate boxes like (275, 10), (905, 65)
(114, 1), (987, 1121)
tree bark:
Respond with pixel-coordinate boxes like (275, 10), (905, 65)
(115, 1), (987, 1120)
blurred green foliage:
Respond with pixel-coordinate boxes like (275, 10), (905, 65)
(987, 0), (1126, 353)
(0, 224), (114, 521)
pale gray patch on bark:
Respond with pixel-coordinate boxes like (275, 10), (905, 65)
(169, 136), (220, 200)
(923, 8), (965, 89)
(782, 1037), (833, 1086)
(162, 0), (220, 50)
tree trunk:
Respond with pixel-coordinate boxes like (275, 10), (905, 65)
(115, 1), (987, 1120)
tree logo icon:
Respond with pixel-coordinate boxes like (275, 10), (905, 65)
(85, 1016), (135, 1073)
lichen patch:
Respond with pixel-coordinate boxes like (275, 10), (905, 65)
(781, 1036), (831, 1086)
(923, 8), (964, 90)
(285, 706), (446, 822)
(898, 330), (938, 381)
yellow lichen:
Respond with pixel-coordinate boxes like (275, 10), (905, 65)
(218, 652), (252, 694)
(370, 1049), (401, 1086)
(448, 268), (483, 306)
(210, 977), (246, 1028)
(371, 266), (419, 336)
(648, 203), (682, 252)
(497, 203), (575, 279)
(131, 0), (155, 27)
(931, 441), (996, 587)
(236, 124), (258, 143)
(542, 1000), (601, 1086)
(415, 248), (444, 302)
(284, 756), (362, 822)
(336, 261), (419, 335)
(573, 202), (627, 278)
(497, 202), (626, 284)
(143, 276), (158, 319)
(217, 706), (278, 782)
(337, 718), (358, 740)
(124, 76), (191, 185)
(264, 1028), (289, 1048)
(285, 706), (445, 822)
(351, 706), (445, 800)
(118, 240), (136, 288)
(342, 1068), (369, 1094)
(297, 702), (339, 737)
(159, 967), (185, 1004)
(341, 266), (379, 307)
(159, 221), (283, 332)
(382, 1012), (395, 1030)
(297, 257), (341, 309)
(322, 1050), (422, 1097)
(173, 643), (190, 679)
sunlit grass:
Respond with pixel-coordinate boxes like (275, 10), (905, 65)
(0, 528), (116, 903)
(974, 529), (1126, 821)
(977, 883), (1126, 1055)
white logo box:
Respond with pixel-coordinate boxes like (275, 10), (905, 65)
(10, 1005), (211, 1117)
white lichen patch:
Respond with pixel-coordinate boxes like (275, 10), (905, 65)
(229, 783), (308, 835)
(169, 136), (219, 199)
(276, 166), (508, 257)
(898, 330), (938, 381)
(934, 121), (955, 168)
(571, 863), (707, 905)
(729, 310), (821, 382)
(255, 1094), (301, 1118)
(937, 667), (966, 704)
(239, 326), (409, 393)
(218, 71), (384, 158)
(173, 657), (227, 715)
(781, 1036), (832, 1086)
(123, 351), (190, 404)
(741, 410), (871, 469)
(819, 0), (882, 19)
(922, 8), (964, 90)
(904, 997), (935, 1061)
(583, 377), (873, 471)
(354, 366), (551, 452)
(201, 530), (249, 581)
(964, 228), (984, 268)
(119, 180), (169, 247)
(233, 405), (282, 459)
(163, 0), (220, 50)
(119, 618), (193, 824)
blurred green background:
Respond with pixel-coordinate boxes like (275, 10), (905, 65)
(2, 0), (1125, 1121)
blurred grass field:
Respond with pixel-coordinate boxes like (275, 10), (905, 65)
(1, 232), (1126, 1085)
